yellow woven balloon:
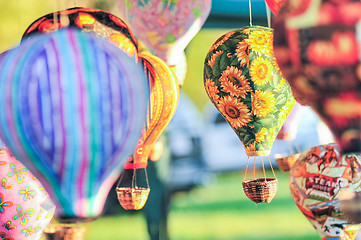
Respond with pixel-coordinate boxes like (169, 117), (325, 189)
(124, 52), (180, 169)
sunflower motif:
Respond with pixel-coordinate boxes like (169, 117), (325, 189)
(250, 57), (273, 86)
(243, 28), (250, 35)
(266, 126), (278, 146)
(207, 50), (224, 68)
(245, 141), (257, 153)
(275, 78), (287, 92)
(255, 127), (268, 143)
(248, 30), (273, 55)
(219, 66), (250, 98)
(235, 40), (249, 67)
(252, 90), (276, 118)
(205, 78), (220, 103)
(218, 96), (251, 129)
(208, 31), (236, 52)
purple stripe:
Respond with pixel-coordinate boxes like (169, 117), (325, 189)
(69, 30), (88, 206)
(50, 40), (67, 180)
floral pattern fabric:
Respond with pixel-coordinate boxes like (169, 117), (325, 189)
(22, 7), (139, 60)
(0, 148), (55, 240)
(290, 144), (361, 240)
(273, 0), (361, 154)
(204, 26), (295, 156)
(118, 0), (211, 65)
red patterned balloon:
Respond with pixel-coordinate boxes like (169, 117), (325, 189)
(290, 144), (361, 240)
(265, 0), (286, 15)
(273, 0), (361, 154)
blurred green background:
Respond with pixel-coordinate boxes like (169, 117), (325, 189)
(1, 1), (320, 239)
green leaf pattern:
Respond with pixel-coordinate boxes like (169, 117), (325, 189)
(203, 26), (295, 156)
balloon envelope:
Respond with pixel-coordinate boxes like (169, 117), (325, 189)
(0, 148), (55, 240)
(124, 52), (179, 169)
(265, 0), (286, 16)
(290, 144), (361, 239)
(273, 0), (361, 154)
(0, 28), (148, 219)
(22, 7), (138, 59)
(204, 26), (295, 156)
(118, 0), (211, 65)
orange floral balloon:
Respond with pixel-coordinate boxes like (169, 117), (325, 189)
(22, 7), (138, 60)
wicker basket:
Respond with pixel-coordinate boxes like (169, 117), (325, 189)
(44, 225), (86, 240)
(242, 178), (278, 204)
(275, 153), (299, 172)
(116, 187), (150, 210)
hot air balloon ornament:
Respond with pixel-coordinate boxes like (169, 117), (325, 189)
(289, 144), (361, 240)
(264, 0), (286, 16)
(118, 0), (211, 85)
(0, 27), (148, 237)
(0, 148), (55, 240)
(273, 0), (361, 154)
(117, 51), (180, 210)
(204, 26), (295, 203)
(22, 7), (138, 60)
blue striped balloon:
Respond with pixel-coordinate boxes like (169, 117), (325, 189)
(0, 28), (148, 219)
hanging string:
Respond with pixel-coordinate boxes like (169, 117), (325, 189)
(253, 156), (256, 179)
(244, 156), (250, 181)
(268, 156), (277, 179)
(132, 168), (137, 188)
(265, 2), (271, 28)
(295, 143), (301, 154)
(287, 141), (295, 155)
(16, 0), (22, 35)
(53, 0), (59, 31)
(261, 156), (267, 181)
(144, 168), (150, 189)
(248, 0), (253, 26)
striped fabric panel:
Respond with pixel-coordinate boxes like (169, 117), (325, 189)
(0, 28), (148, 218)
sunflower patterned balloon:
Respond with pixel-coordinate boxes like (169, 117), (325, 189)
(204, 26), (295, 157)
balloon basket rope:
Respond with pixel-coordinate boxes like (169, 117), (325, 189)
(43, 224), (85, 240)
(242, 155), (278, 203)
(116, 168), (150, 210)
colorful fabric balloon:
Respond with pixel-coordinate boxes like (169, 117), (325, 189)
(0, 148), (55, 240)
(124, 52), (180, 169)
(118, 0), (211, 66)
(290, 144), (361, 240)
(204, 26), (295, 157)
(265, 0), (286, 16)
(0, 28), (148, 219)
(273, 0), (361, 154)
(22, 7), (138, 59)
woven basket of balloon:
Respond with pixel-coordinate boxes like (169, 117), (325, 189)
(275, 153), (300, 172)
(116, 187), (150, 210)
(242, 178), (278, 204)
(116, 168), (150, 210)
